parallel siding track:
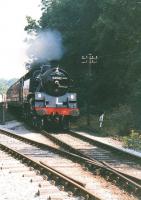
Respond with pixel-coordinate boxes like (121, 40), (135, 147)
(41, 130), (141, 193)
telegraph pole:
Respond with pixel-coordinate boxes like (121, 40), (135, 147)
(81, 53), (98, 126)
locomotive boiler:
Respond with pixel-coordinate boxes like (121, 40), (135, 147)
(6, 65), (79, 129)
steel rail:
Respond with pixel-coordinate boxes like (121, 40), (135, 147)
(41, 130), (141, 198)
(0, 143), (99, 200)
(69, 130), (141, 163)
(42, 130), (141, 184)
(39, 161), (86, 187)
(0, 127), (141, 198)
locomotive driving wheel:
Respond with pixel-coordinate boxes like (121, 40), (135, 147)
(61, 117), (70, 130)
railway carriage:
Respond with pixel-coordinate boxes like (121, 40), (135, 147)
(6, 65), (79, 130)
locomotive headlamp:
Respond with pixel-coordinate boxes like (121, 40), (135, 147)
(70, 94), (76, 100)
(38, 93), (42, 98)
(35, 92), (44, 100)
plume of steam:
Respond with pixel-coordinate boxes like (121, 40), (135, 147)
(26, 30), (64, 62)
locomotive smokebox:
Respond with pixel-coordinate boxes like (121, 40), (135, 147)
(41, 67), (70, 96)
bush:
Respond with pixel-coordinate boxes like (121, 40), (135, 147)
(123, 130), (141, 150)
(73, 104), (134, 137)
(106, 104), (133, 136)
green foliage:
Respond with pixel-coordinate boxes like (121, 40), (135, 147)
(0, 79), (8, 94)
(25, 0), (141, 132)
(24, 16), (40, 33)
(123, 130), (141, 150)
(74, 105), (133, 136)
(104, 105), (133, 136)
(0, 79), (17, 94)
(130, 79), (141, 128)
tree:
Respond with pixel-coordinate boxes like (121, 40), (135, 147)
(25, 0), (141, 128)
(0, 79), (17, 94)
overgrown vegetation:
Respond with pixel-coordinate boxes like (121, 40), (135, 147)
(24, 0), (141, 147)
(74, 105), (133, 136)
(0, 79), (17, 95)
(123, 130), (141, 151)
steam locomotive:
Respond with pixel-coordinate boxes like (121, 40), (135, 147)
(6, 65), (79, 130)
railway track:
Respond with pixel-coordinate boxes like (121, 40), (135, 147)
(0, 129), (98, 200)
(0, 127), (140, 200)
(0, 148), (80, 200)
(41, 130), (141, 189)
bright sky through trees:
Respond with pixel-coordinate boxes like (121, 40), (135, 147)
(0, 0), (41, 79)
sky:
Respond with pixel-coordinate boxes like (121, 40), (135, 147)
(0, 0), (41, 79)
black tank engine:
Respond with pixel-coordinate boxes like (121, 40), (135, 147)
(6, 65), (79, 130)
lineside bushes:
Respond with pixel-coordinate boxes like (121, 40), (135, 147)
(123, 130), (141, 151)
